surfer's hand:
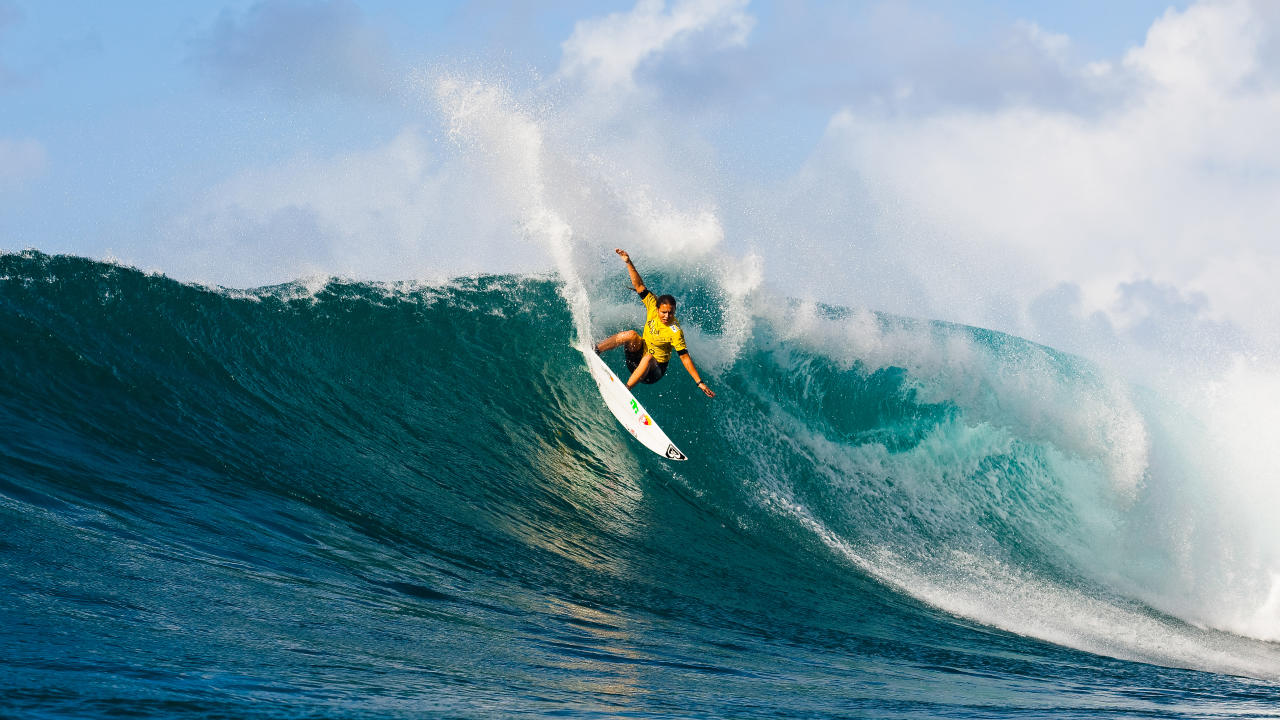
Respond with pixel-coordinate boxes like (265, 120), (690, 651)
(698, 381), (715, 398)
(615, 248), (630, 264)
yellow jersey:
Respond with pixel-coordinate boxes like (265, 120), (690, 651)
(639, 291), (686, 363)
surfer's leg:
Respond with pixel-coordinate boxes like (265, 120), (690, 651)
(626, 353), (654, 388)
(595, 330), (641, 354)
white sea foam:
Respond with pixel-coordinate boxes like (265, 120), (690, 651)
(704, 297), (1280, 677)
(732, 387), (1280, 679)
(432, 74), (763, 365)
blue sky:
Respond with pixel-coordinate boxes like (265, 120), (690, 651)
(13, 0), (1280, 367)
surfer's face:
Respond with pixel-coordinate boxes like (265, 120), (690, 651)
(657, 302), (675, 324)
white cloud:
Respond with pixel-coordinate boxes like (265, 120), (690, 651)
(1124, 0), (1260, 91)
(559, 0), (754, 92)
(783, 0), (1280, 358)
(0, 137), (46, 190)
(1017, 21), (1070, 61)
(162, 128), (542, 287)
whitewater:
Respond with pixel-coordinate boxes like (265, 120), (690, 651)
(4, 75), (1280, 717)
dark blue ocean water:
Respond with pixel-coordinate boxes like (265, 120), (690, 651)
(2, 251), (1278, 718)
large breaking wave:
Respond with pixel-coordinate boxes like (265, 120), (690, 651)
(3, 250), (1278, 707)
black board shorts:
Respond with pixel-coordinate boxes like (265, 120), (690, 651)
(625, 348), (668, 384)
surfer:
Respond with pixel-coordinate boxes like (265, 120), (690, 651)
(594, 249), (716, 397)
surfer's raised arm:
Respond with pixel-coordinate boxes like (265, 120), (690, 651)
(616, 248), (645, 294)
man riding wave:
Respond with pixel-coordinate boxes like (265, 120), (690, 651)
(594, 249), (716, 397)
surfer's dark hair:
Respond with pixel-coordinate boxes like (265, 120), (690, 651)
(656, 294), (677, 309)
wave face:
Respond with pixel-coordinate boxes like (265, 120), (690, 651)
(2, 250), (1279, 718)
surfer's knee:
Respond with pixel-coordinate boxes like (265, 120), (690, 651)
(622, 331), (643, 351)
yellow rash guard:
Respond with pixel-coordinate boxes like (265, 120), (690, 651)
(639, 290), (687, 363)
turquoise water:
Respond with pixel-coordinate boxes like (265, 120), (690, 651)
(2, 250), (1278, 718)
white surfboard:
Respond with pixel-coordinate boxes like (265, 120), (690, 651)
(581, 347), (687, 461)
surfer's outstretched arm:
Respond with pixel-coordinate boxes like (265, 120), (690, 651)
(616, 248), (646, 294)
(678, 352), (715, 398)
